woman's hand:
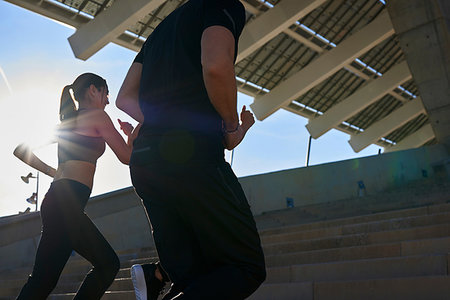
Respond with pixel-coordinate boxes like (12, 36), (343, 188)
(118, 119), (142, 149)
(117, 119), (134, 137)
(130, 123), (142, 142)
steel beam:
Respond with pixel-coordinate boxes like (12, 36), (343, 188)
(306, 61), (412, 139)
(237, 0), (327, 63)
(349, 97), (425, 152)
(384, 124), (435, 152)
(250, 11), (395, 121)
(4, 0), (143, 53)
(68, 0), (166, 60)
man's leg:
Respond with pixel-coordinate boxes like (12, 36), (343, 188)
(130, 164), (205, 298)
(131, 161), (266, 299)
(170, 161), (266, 299)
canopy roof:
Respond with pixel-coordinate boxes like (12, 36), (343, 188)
(6, 0), (435, 152)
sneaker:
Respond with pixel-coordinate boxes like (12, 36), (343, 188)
(130, 263), (167, 300)
(131, 264), (148, 300)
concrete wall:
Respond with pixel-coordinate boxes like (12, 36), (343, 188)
(0, 187), (153, 271)
(240, 144), (450, 215)
(387, 0), (450, 149)
(0, 144), (448, 272)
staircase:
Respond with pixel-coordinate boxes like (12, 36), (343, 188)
(250, 202), (450, 300)
(1, 180), (449, 300)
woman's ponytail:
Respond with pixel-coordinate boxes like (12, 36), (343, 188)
(58, 73), (107, 125)
(59, 85), (77, 122)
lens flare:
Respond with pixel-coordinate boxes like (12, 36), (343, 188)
(0, 65), (13, 96)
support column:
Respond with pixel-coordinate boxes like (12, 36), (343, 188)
(387, 0), (450, 150)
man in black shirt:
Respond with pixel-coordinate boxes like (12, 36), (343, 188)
(117, 1), (266, 299)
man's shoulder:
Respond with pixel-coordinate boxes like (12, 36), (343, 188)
(204, 0), (244, 9)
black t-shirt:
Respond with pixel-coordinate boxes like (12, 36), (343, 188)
(131, 0), (245, 164)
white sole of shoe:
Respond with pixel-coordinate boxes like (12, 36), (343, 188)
(131, 264), (147, 300)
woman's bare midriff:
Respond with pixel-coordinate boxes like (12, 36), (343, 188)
(54, 160), (96, 189)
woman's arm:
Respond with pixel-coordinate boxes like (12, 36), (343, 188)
(13, 143), (56, 177)
(93, 110), (137, 165)
(116, 63), (144, 123)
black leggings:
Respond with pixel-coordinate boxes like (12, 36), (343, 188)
(131, 160), (266, 300)
(16, 179), (120, 300)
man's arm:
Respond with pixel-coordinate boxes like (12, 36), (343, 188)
(202, 25), (255, 150)
(201, 25), (255, 150)
(201, 25), (239, 132)
(116, 63), (144, 123)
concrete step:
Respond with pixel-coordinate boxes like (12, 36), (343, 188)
(259, 206), (428, 235)
(263, 223), (450, 256)
(0, 290), (137, 300)
(265, 254), (449, 284)
(0, 253), (159, 296)
(255, 187), (450, 231)
(52, 256), (158, 285)
(7, 238), (450, 299)
(108, 277), (133, 292)
(5, 230), (448, 296)
(0, 251), (143, 281)
(55, 251), (157, 279)
(247, 282), (314, 300)
(115, 246), (156, 257)
(120, 256), (158, 269)
(0, 279), (23, 300)
(259, 202), (450, 237)
(248, 276), (450, 300)
(341, 211), (450, 235)
(38, 225), (449, 291)
(0, 274), (135, 299)
(314, 275), (450, 300)
(0, 249), (158, 283)
(0, 267), (137, 297)
(265, 236), (450, 267)
(117, 267), (131, 278)
(52, 276), (134, 294)
(3, 199), (449, 299)
(261, 211), (450, 244)
(48, 290), (136, 300)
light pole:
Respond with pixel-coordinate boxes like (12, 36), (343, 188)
(21, 172), (39, 211)
(305, 135), (312, 167)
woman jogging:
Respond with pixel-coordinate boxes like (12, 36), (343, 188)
(13, 72), (139, 300)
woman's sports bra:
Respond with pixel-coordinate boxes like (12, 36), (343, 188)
(58, 130), (105, 165)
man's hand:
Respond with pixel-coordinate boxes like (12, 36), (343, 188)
(223, 106), (255, 150)
(240, 105), (255, 131)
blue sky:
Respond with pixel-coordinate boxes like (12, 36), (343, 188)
(0, 1), (380, 217)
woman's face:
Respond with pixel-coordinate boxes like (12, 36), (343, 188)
(93, 85), (109, 110)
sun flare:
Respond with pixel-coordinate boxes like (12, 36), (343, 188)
(4, 84), (60, 149)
